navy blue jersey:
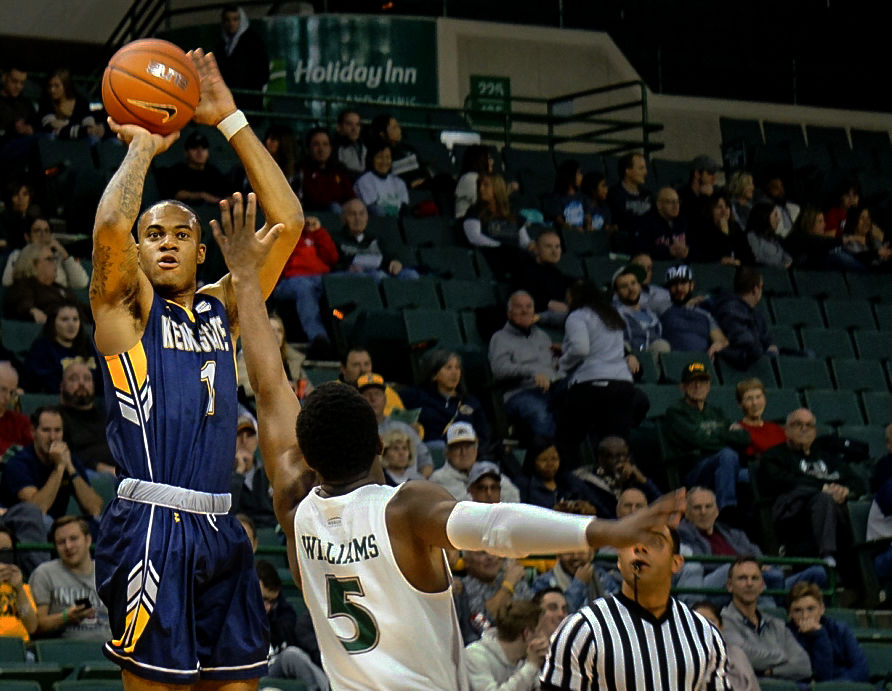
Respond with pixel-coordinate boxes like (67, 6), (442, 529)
(98, 293), (237, 493)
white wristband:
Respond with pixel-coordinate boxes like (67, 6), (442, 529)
(217, 110), (248, 141)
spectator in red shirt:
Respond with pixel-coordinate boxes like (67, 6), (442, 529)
(0, 362), (32, 457)
(271, 216), (338, 359)
(297, 127), (355, 214)
(736, 378), (786, 458)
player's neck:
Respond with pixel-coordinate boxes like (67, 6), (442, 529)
(318, 473), (376, 497)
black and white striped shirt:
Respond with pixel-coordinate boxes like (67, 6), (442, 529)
(540, 593), (730, 690)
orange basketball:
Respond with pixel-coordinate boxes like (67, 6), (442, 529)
(102, 39), (200, 135)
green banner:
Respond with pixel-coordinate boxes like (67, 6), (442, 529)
(161, 15), (438, 107)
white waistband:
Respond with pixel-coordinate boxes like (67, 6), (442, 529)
(116, 478), (231, 514)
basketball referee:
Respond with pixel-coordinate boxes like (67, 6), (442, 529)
(540, 524), (729, 690)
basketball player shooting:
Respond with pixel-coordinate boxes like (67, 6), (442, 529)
(214, 196), (686, 691)
(90, 49), (303, 690)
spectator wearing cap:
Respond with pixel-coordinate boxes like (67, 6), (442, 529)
(429, 422), (519, 502)
(488, 290), (557, 443)
(709, 266), (778, 371)
(515, 441), (591, 509)
(611, 264), (670, 357)
(628, 252), (671, 316)
(338, 347), (406, 417)
(662, 362), (751, 514)
(161, 130), (230, 205)
(635, 186), (690, 260)
(355, 372), (432, 478)
(678, 155), (722, 222)
(232, 407), (276, 528)
(466, 461), (503, 503)
(660, 264), (729, 356)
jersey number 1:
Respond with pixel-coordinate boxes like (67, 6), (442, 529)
(200, 361), (216, 416)
(325, 574), (379, 654)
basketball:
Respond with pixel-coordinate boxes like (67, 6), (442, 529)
(102, 38), (200, 135)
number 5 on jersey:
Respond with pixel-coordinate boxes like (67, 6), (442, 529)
(326, 574), (379, 654)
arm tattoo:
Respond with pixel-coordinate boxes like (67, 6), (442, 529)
(99, 144), (153, 221)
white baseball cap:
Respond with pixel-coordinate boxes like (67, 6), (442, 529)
(446, 422), (478, 445)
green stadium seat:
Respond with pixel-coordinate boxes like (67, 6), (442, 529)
(689, 263), (735, 294)
(832, 359), (887, 392)
(874, 303), (892, 331)
(459, 311), (484, 346)
(637, 351), (661, 385)
(35, 640), (107, 668)
(760, 265), (795, 296)
(561, 228), (609, 257)
(583, 256), (625, 286)
(659, 351), (719, 384)
(0, 319), (43, 358)
(769, 296), (824, 328)
(705, 386), (741, 422)
(312, 211), (340, 233)
(763, 388), (802, 423)
(853, 331), (892, 362)
(754, 677), (798, 690)
(824, 299), (877, 331)
(775, 355), (832, 390)
(719, 116), (763, 148)
(417, 247), (478, 280)
(321, 274), (383, 312)
(836, 425), (888, 459)
(860, 640), (892, 682)
(257, 678), (309, 691)
(380, 276), (441, 310)
(51, 683), (124, 691)
(554, 254), (585, 279)
(16, 393), (60, 417)
(0, 639), (25, 663)
(861, 391), (892, 426)
(255, 526), (282, 548)
(403, 309), (464, 350)
(811, 682), (876, 691)
(803, 389), (864, 426)
(800, 327), (855, 359)
(440, 279), (497, 312)
(769, 325), (800, 352)
(792, 269), (849, 299)
(401, 216), (457, 247)
(823, 606), (861, 628)
(302, 366), (339, 387)
(0, 681), (42, 691)
(639, 384), (679, 418)
(719, 356), (778, 388)
(846, 272), (891, 302)
(471, 249), (495, 280)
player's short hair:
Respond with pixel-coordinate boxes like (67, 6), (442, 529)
(137, 200), (202, 241)
(50, 515), (90, 543)
(495, 600), (542, 642)
(787, 581), (823, 608)
(255, 559), (281, 591)
(727, 555), (762, 579)
(692, 600), (722, 626)
(296, 381), (380, 482)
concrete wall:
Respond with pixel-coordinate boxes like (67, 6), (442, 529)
(0, 1), (124, 42)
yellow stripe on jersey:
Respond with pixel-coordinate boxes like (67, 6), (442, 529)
(104, 342), (149, 395)
(113, 603), (152, 653)
(165, 299), (195, 323)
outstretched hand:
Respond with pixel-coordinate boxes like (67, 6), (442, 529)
(590, 489), (685, 550)
(211, 192), (283, 278)
(107, 118), (179, 155)
(187, 48), (238, 126)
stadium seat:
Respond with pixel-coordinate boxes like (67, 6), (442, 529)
(755, 680), (798, 690)
(51, 683), (124, 691)
(836, 425), (888, 459)
(659, 351), (719, 384)
(417, 247), (478, 280)
(440, 279), (497, 312)
(583, 256), (625, 285)
(401, 216), (457, 248)
(803, 389), (864, 426)
(502, 147), (555, 201)
(824, 299), (877, 331)
(555, 254), (585, 279)
(637, 351), (661, 385)
(639, 384), (678, 418)
(860, 635), (892, 675)
(380, 276), (441, 310)
(718, 117), (763, 148)
(706, 386), (741, 422)
(861, 391), (892, 427)
(769, 325), (800, 352)
(774, 356), (832, 390)
(321, 274), (383, 312)
(805, 124), (850, 152)
(34, 640), (107, 668)
(759, 266), (795, 296)
(459, 311), (484, 346)
(16, 393), (60, 417)
(769, 296), (824, 328)
(312, 211), (341, 233)
(650, 158), (690, 188)
(800, 327), (855, 359)
(403, 309), (464, 350)
(853, 330), (891, 362)
(763, 121), (806, 150)
(811, 682), (876, 691)
(792, 269), (849, 299)
(561, 228), (609, 257)
(0, 638), (25, 663)
(832, 358), (887, 392)
(257, 677), (310, 690)
(874, 303), (892, 331)
(0, 319), (43, 358)
(719, 356), (778, 389)
(689, 263), (735, 295)
(762, 388), (801, 423)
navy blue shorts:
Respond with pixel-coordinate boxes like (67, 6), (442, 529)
(95, 498), (269, 684)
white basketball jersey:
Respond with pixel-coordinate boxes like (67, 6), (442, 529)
(294, 483), (469, 691)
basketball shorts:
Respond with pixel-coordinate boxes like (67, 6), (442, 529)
(95, 480), (269, 684)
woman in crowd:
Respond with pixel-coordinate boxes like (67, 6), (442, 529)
(727, 170), (755, 230)
(690, 192), (754, 265)
(824, 180), (860, 237)
(784, 206), (864, 271)
(543, 159), (585, 232)
(297, 127), (355, 213)
(3, 243), (87, 323)
(556, 278), (648, 469)
(399, 349), (489, 449)
(38, 68), (104, 141)
(787, 582), (869, 683)
(580, 171), (613, 233)
(2, 216), (88, 289)
(516, 441), (591, 509)
(380, 428), (421, 485)
(735, 378), (785, 459)
(23, 302), (98, 394)
(238, 124), (299, 193)
(367, 112), (429, 189)
(841, 204), (892, 270)
(353, 140), (409, 217)
(745, 201), (792, 268)
(454, 144), (493, 218)
(237, 312), (312, 401)
(0, 183), (40, 251)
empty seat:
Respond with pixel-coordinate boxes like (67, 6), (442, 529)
(639, 384), (679, 418)
(719, 356), (778, 388)
(401, 216), (457, 248)
(874, 303), (892, 331)
(861, 391), (892, 426)
(380, 276), (440, 310)
(775, 355), (832, 390)
(847, 272), (892, 302)
(659, 351), (719, 384)
(763, 121), (806, 149)
(805, 125), (850, 152)
(719, 117), (763, 148)
(824, 299), (877, 331)
(35, 639), (108, 668)
(853, 330), (892, 361)
(759, 266), (795, 296)
(561, 228), (609, 257)
(803, 389), (864, 426)
(440, 279), (497, 311)
(555, 254), (585, 279)
(770, 296), (824, 328)
(0, 637), (26, 663)
(651, 158), (691, 188)
(689, 263), (735, 295)
(584, 256), (625, 285)
(792, 269), (849, 299)
(403, 309), (463, 349)
(763, 388), (802, 423)
(416, 247), (478, 280)
(836, 425), (888, 459)
(321, 274), (383, 312)
(769, 325), (800, 352)
(800, 327), (855, 359)
(17, 393), (63, 417)
(637, 351), (661, 385)
(706, 386), (742, 422)
(502, 147), (555, 200)
(833, 358), (887, 392)
(0, 319), (43, 358)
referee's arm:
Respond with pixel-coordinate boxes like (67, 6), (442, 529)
(540, 612), (594, 691)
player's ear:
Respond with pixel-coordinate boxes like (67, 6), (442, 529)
(670, 553), (683, 575)
(196, 242), (206, 265)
